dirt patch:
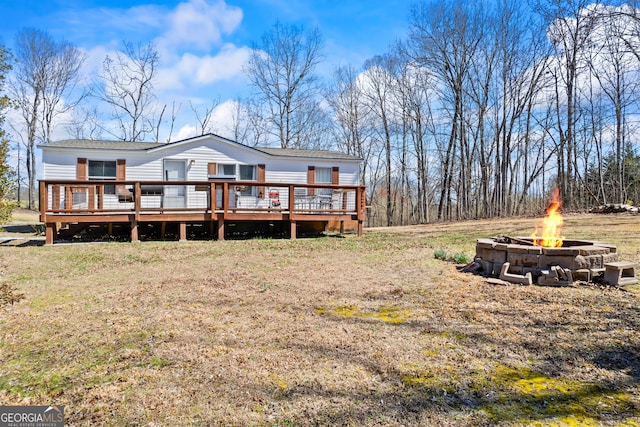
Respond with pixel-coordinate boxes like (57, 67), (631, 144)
(0, 214), (638, 426)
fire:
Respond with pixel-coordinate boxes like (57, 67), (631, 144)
(532, 188), (564, 247)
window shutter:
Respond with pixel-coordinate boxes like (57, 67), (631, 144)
(117, 159), (126, 181)
(207, 162), (217, 175)
(257, 164), (266, 198)
(77, 158), (87, 180)
(116, 159), (129, 199)
(332, 167), (339, 185)
(307, 166), (315, 195)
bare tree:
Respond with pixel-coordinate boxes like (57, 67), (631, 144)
(390, 51), (437, 223)
(538, 0), (601, 208)
(223, 98), (250, 143)
(11, 28), (85, 209)
(163, 101), (181, 143)
(407, 0), (484, 221)
(362, 54), (399, 226)
(190, 98), (220, 136)
(94, 41), (162, 142)
(40, 41), (86, 144)
(585, 8), (640, 203)
(245, 21), (325, 148)
(326, 64), (376, 185)
(65, 107), (102, 140)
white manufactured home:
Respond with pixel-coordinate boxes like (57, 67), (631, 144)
(38, 134), (366, 244)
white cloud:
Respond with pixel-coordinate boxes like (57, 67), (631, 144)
(175, 124), (198, 141)
(157, 44), (253, 91)
(209, 100), (238, 135)
(38, 0), (254, 143)
(156, 0), (243, 57)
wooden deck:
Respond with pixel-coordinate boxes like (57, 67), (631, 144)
(39, 180), (366, 244)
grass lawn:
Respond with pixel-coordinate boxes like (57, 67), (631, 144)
(0, 212), (639, 426)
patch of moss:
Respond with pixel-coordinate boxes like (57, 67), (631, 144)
(29, 292), (72, 310)
(479, 364), (639, 425)
(399, 360), (639, 425)
(316, 305), (410, 325)
(268, 374), (288, 391)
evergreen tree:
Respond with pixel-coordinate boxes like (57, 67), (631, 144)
(0, 44), (16, 225)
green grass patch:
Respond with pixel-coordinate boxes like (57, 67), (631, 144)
(433, 249), (471, 264)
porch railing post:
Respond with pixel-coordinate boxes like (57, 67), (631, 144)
(134, 182), (141, 221)
(209, 182), (216, 212)
(39, 181), (47, 222)
(288, 184), (295, 214)
(222, 182), (229, 219)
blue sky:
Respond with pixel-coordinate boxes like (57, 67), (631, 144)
(0, 0), (410, 141)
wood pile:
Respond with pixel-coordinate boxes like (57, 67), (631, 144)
(590, 204), (639, 214)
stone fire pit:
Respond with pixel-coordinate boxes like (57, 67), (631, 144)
(472, 236), (638, 286)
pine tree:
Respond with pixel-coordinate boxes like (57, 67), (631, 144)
(0, 44), (16, 225)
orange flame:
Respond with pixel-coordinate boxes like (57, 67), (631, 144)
(532, 188), (564, 247)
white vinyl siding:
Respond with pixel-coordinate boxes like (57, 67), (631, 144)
(41, 135), (362, 210)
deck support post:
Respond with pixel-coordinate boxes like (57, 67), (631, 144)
(357, 220), (363, 237)
(290, 220), (297, 239)
(160, 222), (166, 240)
(340, 221), (345, 234)
(107, 223), (113, 236)
(179, 221), (187, 242)
(45, 223), (55, 245)
(209, 220), (216, 239)
(217, 220), (225, 241)
(131, 220), (139, 243)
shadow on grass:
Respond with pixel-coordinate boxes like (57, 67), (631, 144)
(279, 310), (640, 426)
(589, 344), (640, 379)
(0, 238), (45, 247)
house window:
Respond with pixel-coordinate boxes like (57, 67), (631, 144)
(219, 164), (236, 176)
(239, 164), (256, 181)
(238, 165), (256, 195)
(315, 167), (332, 184)
(316, 167), (332, 197)
(88, 160), (116, 194)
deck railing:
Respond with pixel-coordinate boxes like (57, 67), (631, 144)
(40, 180), (366, 218)
(39, 180), (366, 244)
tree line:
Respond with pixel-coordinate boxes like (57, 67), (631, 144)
(2, 0), (640, 226)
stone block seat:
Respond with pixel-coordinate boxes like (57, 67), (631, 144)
(604, 261), (639, 286)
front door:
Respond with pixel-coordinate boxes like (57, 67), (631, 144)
(163, 160), (186, 208)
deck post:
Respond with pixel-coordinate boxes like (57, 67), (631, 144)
(209, 220), (216, 239)
(131, 220), (139, 243)
(134, 182), (141, 222)
(39, 181), (47, 222)
(358, 220), (364, 237)
(45, 223), (55, 245)
(210, 182), (216, 211)
(217, 220), (225, 240)
(179, 221), (187, 242)
(290, 220), (297, 239)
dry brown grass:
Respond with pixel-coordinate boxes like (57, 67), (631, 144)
(0, 213), (639, 426)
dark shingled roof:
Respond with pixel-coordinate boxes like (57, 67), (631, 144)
(42, 139), (164, 150)
(41, 137), (362, 161)
(255, 147), (359, 160)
